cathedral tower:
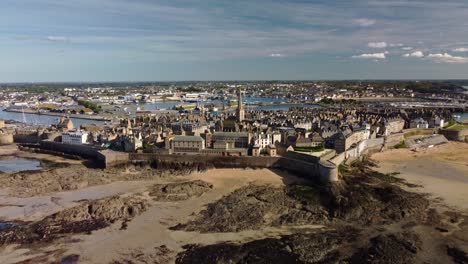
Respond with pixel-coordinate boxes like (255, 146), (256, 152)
(237, 88), (245, 122)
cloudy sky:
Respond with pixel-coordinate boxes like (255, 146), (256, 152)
(1, 0), (468, 82)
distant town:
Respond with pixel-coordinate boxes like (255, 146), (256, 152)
(0, 81), (467, 163)
(1, 80), (468, 263)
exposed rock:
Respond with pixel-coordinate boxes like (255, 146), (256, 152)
(348, 232), (422, 264)
(174, 172), (429, 232)
(176, 230), (425, 264)
(0, 163), (200, 198)
(110, 245), (174, 264)
(172, 184), (329, 232)
(0, 195), (148, 245)
(148, 180), (213, 201)
(447, 246), (468, 264)
(176, 228), (359, 264)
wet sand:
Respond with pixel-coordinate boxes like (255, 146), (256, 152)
(0, 168), (308, 264)
(1, 145), (467, 263)
(372, 142), (468, 210)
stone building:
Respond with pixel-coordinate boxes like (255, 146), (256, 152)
(334, 129), (370, 153)
(266, 144), (277, 156)
(212, 132), (250, 149)
(381, 119), (405, 136)
(62, 131), (89, 145)
(57, 117), (74, 131)
(171, 135), (205, 154)
(410, 118), (429, 129)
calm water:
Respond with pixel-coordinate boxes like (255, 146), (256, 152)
(252, 103), (321, 111)
(243, 96), (285, 105)
(123, 101), (179, 112)
(0, 109), (105, 127)
(454, 112), (468, 121)
(0, 158), (42, 173)
(0, 222), (16, 230)
(0, 102), (181, 126)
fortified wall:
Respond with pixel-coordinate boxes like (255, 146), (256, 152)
(39, 140), (104, 159)
(0, 133), (14, 145)
(383, 133), (405, 149)
(98, 151), (339, 184)
(13, 131), (40, 144)
(438, 128), (468, 142)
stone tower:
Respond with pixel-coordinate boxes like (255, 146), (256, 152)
(237, 88), (245, 122)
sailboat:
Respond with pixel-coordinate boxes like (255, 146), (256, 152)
(21, 106), (27, 124)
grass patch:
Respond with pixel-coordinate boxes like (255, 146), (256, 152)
(446, 124), (468, 131)
(338, 164), (349, 174)
(404, 129), (434, 138)
(393, 141), (408, 149)
(294, 146), (325, 153)
(444, 120), (456, 128)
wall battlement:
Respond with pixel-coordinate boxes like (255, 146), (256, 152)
(99, 151), (339, 184)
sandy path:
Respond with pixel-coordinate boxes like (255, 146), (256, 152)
(372, 142), (468, 211)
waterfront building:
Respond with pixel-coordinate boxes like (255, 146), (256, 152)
(252, 133), (271, 149)
(266, 144), (277, 156)
(410, 118), (429, 129)
(62, 131), (89, 145)
(57, 117), (74, 131)
(334, 128), (370, 154)
(252, 144), (261, 156)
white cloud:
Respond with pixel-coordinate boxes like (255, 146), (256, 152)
(353, 18), (376, 27)
(269, 53), (285, 57)
(389, 43), (404, 47)
(403, 51), (424, 58)
(47, 36), (67, 42)
(368, 42), (387, 48)
(352, 53), (386, 59)
(453, 48), (468, 52)
(402, 47), (413, 50)
(427, 53), (468, 63)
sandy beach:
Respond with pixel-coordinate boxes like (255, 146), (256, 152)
(0, 146), (467, 263)
(0, 167), (309, 264)
(372, 141), (468, 211)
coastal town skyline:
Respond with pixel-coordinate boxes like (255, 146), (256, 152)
(2, 0), (468, 82)
(1, 1), (468, 263)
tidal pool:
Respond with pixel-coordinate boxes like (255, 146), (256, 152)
(0, 157), (42, 173)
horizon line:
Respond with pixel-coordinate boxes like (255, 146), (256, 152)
(1, 79), (468, 85)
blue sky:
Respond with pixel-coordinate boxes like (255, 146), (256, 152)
(1, 0), (468, 82)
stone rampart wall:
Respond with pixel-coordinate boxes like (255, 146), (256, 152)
(0, 133), (14, 145)
(121, 152), (337, 184)
(384, 133), (405, 148)
(439, 128), (468, 141)
(39, 141), (104, 159)
(13, 134), (40, 144)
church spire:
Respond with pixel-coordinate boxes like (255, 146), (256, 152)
(237, 88), (245, 122)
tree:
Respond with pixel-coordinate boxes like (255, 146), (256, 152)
(78, 100), (102, 113)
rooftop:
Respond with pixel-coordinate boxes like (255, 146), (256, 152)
(173, 136), (204, 142)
